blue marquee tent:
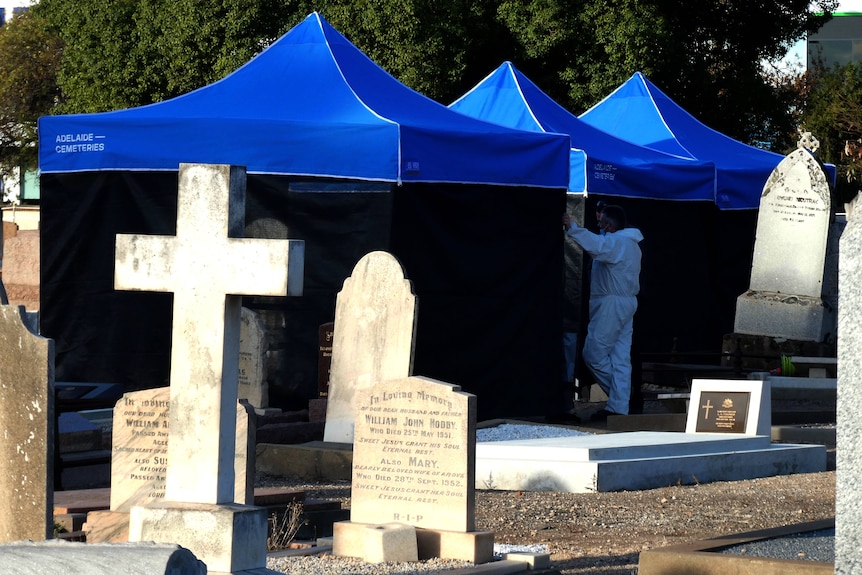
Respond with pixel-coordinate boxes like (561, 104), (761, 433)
(39, 13), (569, 188)
(579, 71), (834, 210)
(449, 62), (716, 202)
(37, 13), (572, 420)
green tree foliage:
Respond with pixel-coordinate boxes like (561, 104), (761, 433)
(0, 11), (63, 178)
(23, 0), (844, 151)
(33, 0), (294, 113)
(801, 62), (862, 204)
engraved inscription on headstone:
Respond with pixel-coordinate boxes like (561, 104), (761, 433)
(351, 376), (476, 532)
(695, 391), (751, 434)
(110, 387), (253, 512)
(238, 307), (268, 409)
(750, 165), (830, 297)
(318, 322), (334, 397)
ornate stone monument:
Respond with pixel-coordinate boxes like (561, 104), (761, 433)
(724, 136), (839, 368)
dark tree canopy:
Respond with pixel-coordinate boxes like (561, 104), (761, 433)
(9, 0), (848, 174)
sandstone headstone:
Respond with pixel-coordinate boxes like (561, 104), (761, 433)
(238, 307), (268, 409)
(350, 376), (476, 531)
(734, 147), (832, 341)
(323, 252), (417, 444)
(335, 376), (492, 564)
(685, 379), (771, 436)
(0, 304), (54, 542)
(837, 194), (862, 574)
(115, 163), (304, 573)
(110, 387), (254, 512)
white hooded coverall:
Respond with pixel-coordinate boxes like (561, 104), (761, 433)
(565, 225), (643, 415)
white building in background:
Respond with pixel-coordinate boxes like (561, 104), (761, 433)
(0, 0), (31, 26)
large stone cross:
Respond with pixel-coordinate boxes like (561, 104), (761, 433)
(114, 163), (304, 505)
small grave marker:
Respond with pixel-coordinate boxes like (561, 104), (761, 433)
(685, 379), (770, 436)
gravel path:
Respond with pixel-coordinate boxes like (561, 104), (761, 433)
(258, 420), (836, 575)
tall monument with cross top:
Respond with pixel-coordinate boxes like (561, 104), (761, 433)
(116, 163), (304, 573)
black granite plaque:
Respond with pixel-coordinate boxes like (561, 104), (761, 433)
(695, 391), (751, 433)
(317, 322), (334, 397)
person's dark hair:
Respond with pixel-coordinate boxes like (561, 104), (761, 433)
(600, 205), (627, 229)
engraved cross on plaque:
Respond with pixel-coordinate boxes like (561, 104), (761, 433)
(701, 399), (714, 419)
(114, 163), (304, 505)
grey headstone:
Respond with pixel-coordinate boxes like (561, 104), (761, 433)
(114, 163), (304, 505)
(323, 251), (418, 444)
(837, 194), (862, 574)
(734, 148), (832, 341)
(0, 305), (54, 542)
(238, 307), (268, 409)
(351, 376), (477, 532)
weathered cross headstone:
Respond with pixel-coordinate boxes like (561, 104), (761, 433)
(323, 251), (417, 444)
(0, 305), (54, 542)
(734, 147), (832, 342)
(238, 307), (268, 409)
(837, 194), (862, 574)
(333, 375), (493, 563)
(116, 163), (304, 573)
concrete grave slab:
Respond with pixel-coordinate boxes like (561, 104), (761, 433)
(476, 431), (825, 493)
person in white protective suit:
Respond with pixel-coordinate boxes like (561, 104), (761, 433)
(563, 205), (643, 419)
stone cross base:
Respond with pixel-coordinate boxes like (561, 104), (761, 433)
(128, 502), (267, 574)
(333, 520), (494, 564)
(734, 291), (829, 342)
